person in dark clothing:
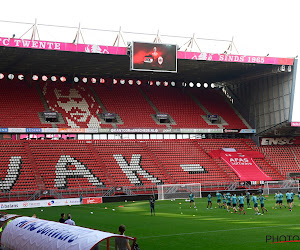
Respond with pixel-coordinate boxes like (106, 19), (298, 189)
(149, 196), (155, 216)
(59, 213), (65, 223)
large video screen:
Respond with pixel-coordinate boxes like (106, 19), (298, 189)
(131, 42), (177, 72)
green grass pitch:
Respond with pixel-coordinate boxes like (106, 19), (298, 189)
(4, 197), (300, 249)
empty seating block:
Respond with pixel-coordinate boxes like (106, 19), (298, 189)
(93, 84), (163, 128)
(145, 140), (232, 184)
(0, 80), (51, 128)
(0, 141), (38, 194)
(28, 140), (109, 190)
(93, 140), (169, 186)
(144, 87), (217, 128)
(192, 89), (248, 129)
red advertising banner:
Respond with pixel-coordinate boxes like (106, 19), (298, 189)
(220, 151), (272, 181)
(82, 197), (103, 204)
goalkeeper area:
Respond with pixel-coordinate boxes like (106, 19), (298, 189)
(5, 197), (300, 249)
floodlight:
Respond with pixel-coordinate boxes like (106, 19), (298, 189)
(113, 79), (117, 84)
(128, 80), (133, 85)
(18, 75), (24, 80)
(32, 75), (39, 81)
(42, 75), (48, 81)
(136, 80), (141, 85)
(8, 74), (14, 80)
(51, 76), (57, 82)
(156, 81), (161, 86)
(120, 79), (125, 84)
(91, 78), (97, 84)
(100, 78), (105, 83)
(171, 81), (175, 87)
(163, 81), (168, 87)
(60, 76), (66, 82)
(196, 83), (201, 88)
(82, 77), (88, 83)
(211, 83), (215, 88)
(149, 81), (153, 86)
(189, 82), (194, 88)
(0, 73), (4, 80)
(74, 77), (79, 83)
(204, 83), (208, 88)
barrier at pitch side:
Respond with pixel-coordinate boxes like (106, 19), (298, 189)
(0, 216), (136, 250)
(0, 198), (81, 210)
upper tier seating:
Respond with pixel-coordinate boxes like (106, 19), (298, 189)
(93, 84), (165, 128)
(0, 80), (51, 128)
(192, 89), (248, 129)
(42, 82), (111, 128)
(143, 86), (218, 128)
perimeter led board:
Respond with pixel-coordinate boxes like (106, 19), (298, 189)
(130, 42), (177, 73)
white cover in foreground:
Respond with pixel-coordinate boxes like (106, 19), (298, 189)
(1, 216), (132, 250)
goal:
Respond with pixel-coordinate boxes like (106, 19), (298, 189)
(157, 183), (202, 200)
(263, 180), (299, 195)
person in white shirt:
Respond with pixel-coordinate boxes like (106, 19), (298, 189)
(64, 215), (75, 226)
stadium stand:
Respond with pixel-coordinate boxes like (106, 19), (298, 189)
(255, 145), (300, 178)
(93, 140), (170, 187)
(198, 139), (283, 180)
(41, 82), (111, 128)
(0, 141), (38, 199)
(0, 79), (51, 128)
(0, 79), (251, 130)
(3, 139), (288, 200)
(145, 139), (232, 185)
(92, 84), (165, 128)
(192, 89), (248, 129)
(143, 86), (219, 128)
(27, 140), (109, 192)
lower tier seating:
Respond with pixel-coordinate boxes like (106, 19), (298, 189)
(2, 139), (299, 200)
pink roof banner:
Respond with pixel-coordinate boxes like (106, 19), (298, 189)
(177, 51), (294, 65)
(0, 37), (127, 55)
(0, 37), (294, 65)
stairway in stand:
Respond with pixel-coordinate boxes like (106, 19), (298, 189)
(88, 143), (117, 187)
(22, 141), (46, 190)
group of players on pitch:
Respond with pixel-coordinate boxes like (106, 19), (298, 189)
(189, 190), (299, 215)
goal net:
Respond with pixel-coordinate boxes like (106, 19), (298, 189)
(157, 183), (201, 200)
(263, 180), (299, 195)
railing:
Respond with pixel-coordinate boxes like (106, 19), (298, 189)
(0, 181), (283, 202)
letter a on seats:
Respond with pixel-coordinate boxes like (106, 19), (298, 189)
(0, 156), (22, 191)
(54, 155), (104, 189)
(114, 154), (162, 185)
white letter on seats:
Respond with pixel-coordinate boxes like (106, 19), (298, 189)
(54, 155), (104, 188)
(0, 156), (22, 191)
(114, 154), (162, 185)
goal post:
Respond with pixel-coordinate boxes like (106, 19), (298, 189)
(263, 180), (299, 195)
(157, 183), (202, 200)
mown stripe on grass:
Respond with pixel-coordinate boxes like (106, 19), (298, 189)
(139, 224), (300, 239)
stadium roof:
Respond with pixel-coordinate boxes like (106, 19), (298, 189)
(0, 45), (284, 84)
